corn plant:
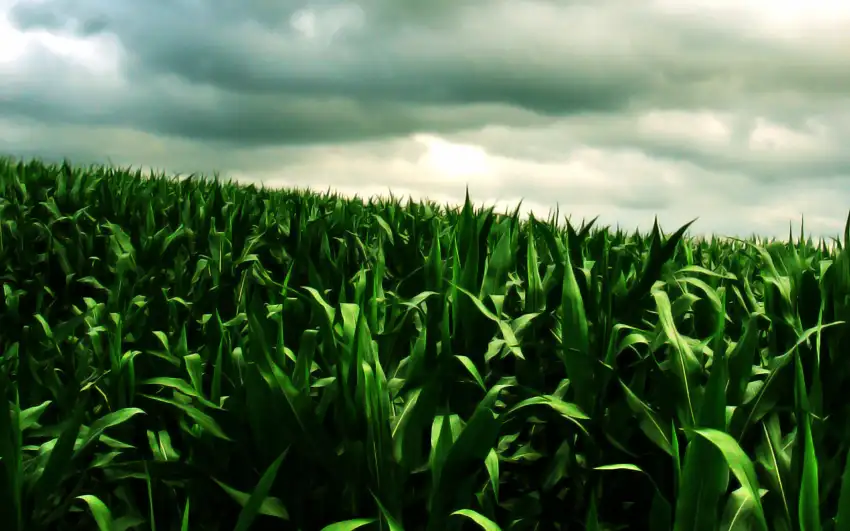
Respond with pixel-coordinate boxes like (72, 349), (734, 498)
(1, 156), (850, 530)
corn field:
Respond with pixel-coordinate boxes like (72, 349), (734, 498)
(2, 157), (850, 530)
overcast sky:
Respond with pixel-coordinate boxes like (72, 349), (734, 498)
(2, 0), (849, 238)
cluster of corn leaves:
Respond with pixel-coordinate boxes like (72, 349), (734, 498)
(2, 157), (850, 531)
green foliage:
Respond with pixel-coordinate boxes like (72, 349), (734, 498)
(1, 156), (850, 530)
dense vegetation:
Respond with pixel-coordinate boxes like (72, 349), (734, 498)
(1, 157), (850, 530)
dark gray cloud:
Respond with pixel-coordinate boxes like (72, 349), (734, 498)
(8, 0), (850, 146)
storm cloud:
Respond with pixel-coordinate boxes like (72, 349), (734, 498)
(2, 0), (850, 237)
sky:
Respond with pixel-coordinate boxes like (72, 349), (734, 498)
(1, 0), (850, 239)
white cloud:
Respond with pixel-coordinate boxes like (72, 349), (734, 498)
(747, 117), (831, 154)
(0, 5), (122, 73)
(0, 9), (27, 63)
(412, 134), (495, 181)
(638, 110), (732, 147)
(289, 1), (365, 45)
(654, 0), (850, 36)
